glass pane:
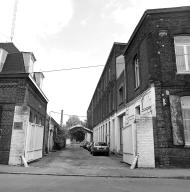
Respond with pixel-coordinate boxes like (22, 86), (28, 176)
(187, 46), (190, 70)
(175, 45), (184, 56)
(175, 36), (190, 44)
(182, 109), (190, 120)
(176, 55), (186, 72)
(183, 120), (190, 145)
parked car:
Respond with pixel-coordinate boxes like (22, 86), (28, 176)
(91, 142), (109, 156)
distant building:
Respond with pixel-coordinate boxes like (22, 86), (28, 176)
(0, 43), (48, 165)
(87, 42), (127, 153)
(44, 115), (66, 152)
(87, 6), (190, 167)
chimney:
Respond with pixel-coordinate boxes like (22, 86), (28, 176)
(0, 49), (8, 72)
(22, 52), (36, 73)
(33, 72), (44, 89)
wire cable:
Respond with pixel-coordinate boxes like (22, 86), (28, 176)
(35, 62), (125, 73)
(37, 65), (105, 73)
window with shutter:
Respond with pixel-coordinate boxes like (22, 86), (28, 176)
(169, 95), (184, 145)
(181, 96), (190, 146)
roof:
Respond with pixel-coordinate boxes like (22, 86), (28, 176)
(123, 6), (190, 55)
(3, 53), (25, 73)
(0, 42), (20, 53)
(69, 124), (93, 133)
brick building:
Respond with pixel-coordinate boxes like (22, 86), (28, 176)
(87, 42), (127, 154)
(0, 43), (48, 165)
(87, 6), (190, 167)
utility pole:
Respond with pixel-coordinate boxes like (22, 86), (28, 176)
(10, 0), (19, 42)
(60, 110), (64, 127)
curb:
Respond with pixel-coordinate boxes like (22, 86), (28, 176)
(1, 171), (190, 180)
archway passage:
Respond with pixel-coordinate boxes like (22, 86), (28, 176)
(68, 124), (93, 142)
(70, 128), (85, 142)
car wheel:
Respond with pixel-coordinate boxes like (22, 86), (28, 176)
(92, 152), (96, 156)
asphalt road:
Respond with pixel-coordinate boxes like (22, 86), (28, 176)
(30, 144), (127, 170)
(1, 144), (190, 191)
(1, 174), (190, 192)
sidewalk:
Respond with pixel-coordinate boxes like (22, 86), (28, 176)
(1, 163), (190, 179)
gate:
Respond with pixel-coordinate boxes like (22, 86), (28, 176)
(25, 123), (44, 162)
(136, 117), (155, 167)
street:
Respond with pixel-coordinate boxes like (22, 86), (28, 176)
(30, 144), (127, 170)
(0, 174), (190, 192)
(0, 144), (190, 192)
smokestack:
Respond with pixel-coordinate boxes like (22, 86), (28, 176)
(60, 110), (64, 127)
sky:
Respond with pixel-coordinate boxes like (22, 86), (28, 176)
(0, 0), (189, 124)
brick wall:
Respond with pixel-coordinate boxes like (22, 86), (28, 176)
(0, 104), (15, 164)
(0, 79), (20, 164)
(0, 76), (47, 164)
(154, 83), (190, 167)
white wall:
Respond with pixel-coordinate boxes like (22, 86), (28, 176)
(123, 84), (156, 167)
(9, 106), (30, 165)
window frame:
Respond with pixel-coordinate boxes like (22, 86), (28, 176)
(181, 96), (190, 147)
(118, 85), (124, 105)
(174, 36), (190, 74)
(134, 56), (140, 89)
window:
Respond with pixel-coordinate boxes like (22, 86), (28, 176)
(135, 105), (140, 115)
(174, 36), (190, 73)
(181, 96), (190, 146)
(34, 115), (37, 124)
(134, 56), (140, 88)
(118, 86), (124, 105)
(29, 111), (33, 123)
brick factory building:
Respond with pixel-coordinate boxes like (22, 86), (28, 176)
(0, 43), (48, 165)
(87, 6), (190, 167)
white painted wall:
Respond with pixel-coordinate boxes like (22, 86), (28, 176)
(123, 84), (156, 167)
(9, 106), (30, 165)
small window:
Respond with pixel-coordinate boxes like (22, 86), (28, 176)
(174, 36), (190, 73)
(29, 111), (33, 123)
(134, 56), (140, 88)
(34, 115), (37, 124)
(135, 105), (140, 115)
(118, 86), (124, 105)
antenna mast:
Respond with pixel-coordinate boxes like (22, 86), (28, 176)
(10, 0), (19, 42)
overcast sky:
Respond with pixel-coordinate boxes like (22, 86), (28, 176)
(0, 0), (189, 124)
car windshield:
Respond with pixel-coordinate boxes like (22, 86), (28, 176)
(94, 142), (107, 146)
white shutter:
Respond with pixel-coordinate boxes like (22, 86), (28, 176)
(169, 95), (184, 145)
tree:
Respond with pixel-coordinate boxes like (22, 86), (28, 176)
(66, 115), (81, 128)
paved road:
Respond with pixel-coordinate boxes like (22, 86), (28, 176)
(1, 144), (190, 191)
(30, 144), (127, 170)
(1, 174), (190, 192)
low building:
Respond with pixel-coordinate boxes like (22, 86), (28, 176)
(0, 43), (48, 165)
